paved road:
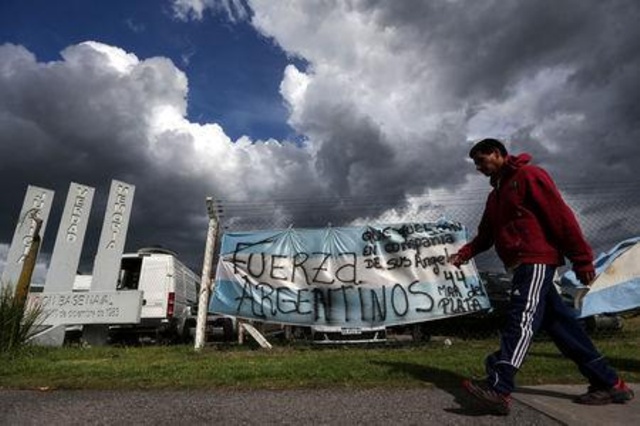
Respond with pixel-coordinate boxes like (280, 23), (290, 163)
(0, 388), (559, 425)
(3, 384), (637, 425)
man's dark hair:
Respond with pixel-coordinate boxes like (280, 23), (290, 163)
(469, 138), (508, 158)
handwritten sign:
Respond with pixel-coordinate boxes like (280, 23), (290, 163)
(210, 221), (490, 328)
(28, 291), (143, 326)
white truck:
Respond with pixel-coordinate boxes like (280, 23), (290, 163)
(72, 247), (235, 344)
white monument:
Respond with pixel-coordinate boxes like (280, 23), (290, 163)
(1, 185), (54, 291)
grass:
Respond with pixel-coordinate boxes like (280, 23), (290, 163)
(0, 283), (45, 354)
(1, 315), (638, 391)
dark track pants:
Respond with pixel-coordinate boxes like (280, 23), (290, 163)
(485, 264), (618, 395)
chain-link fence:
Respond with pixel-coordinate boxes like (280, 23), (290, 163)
(215, 182), (640, 344)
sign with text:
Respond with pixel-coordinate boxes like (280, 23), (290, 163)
(45, 182), (95, 292)
(91, 180), (135, 291)
(29, 291), (143, 326)
(210, 221), (490, 328)
(1, 185), (54, 291)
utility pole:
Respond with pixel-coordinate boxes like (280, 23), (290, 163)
(194, 197), (219, 350)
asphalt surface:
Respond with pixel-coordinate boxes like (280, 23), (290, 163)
(0, 384), (636, 425)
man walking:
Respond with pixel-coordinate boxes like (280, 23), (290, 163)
(452, 138), (634, 415)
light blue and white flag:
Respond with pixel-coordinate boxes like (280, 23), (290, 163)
(210, 220), (491, 328)
(561, 237), (640, 318)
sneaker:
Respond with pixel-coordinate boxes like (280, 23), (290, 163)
(462, 379), (511, 415)
(574, 379), (635, 405)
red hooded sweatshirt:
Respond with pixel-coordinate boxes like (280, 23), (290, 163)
(458, 153), (594, 275)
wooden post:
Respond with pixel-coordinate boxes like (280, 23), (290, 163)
(15, 213), (42, 307)
(194, 197), (219, 351)
(238, 320), (245, 345)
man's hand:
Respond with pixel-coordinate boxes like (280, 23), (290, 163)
(451, 252), (465, 268)
(576, 270), (596, 286)
(451, 245), (472, 268)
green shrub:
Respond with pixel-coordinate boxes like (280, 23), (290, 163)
(0, 283), (44, 353)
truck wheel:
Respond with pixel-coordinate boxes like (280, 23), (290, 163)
(411, 324), (431, 342)
(181, 322), (195, 344)
(156, 329), (177, 345)
(222, 319), (234, 342)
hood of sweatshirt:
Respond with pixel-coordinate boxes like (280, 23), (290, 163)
(491, 153), (532, 187)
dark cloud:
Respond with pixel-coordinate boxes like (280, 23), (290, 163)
(355, 0), (640, 185)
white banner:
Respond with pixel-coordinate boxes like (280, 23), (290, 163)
(211, 221), (490, 328)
